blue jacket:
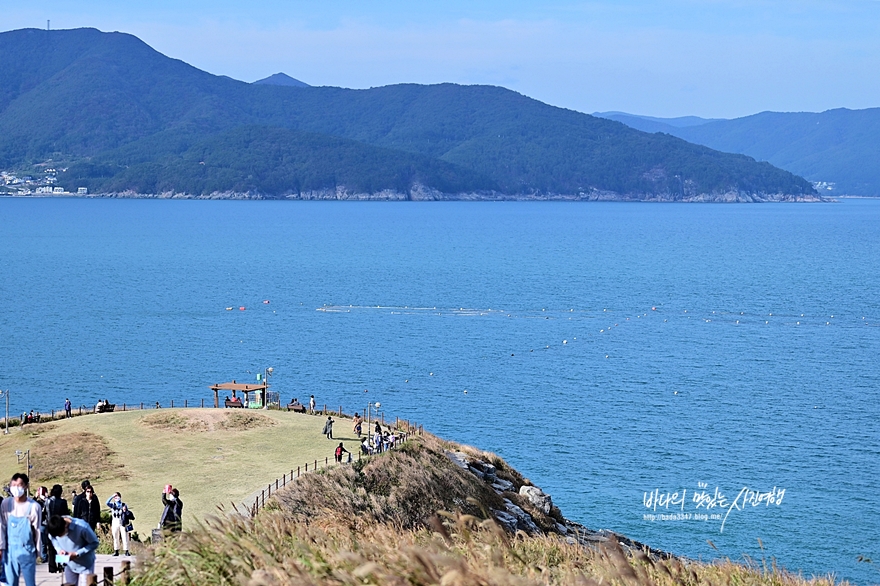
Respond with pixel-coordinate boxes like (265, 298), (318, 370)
(49, 517), (99, 574)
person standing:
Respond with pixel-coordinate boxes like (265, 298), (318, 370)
(322, 416), (334, 439)
(334, 442), (349, 463)
(352, 413), (362, 437)
(160, 487), (183, 533)
(43, 485), (69, 574)
(309, 395), (316, 414)
(0, 473), (41, 586)
(46, 515), (99, 586)
(74, 483), (100, 531)
(106, 492), (131, 556)
(64, 398), (72, 418)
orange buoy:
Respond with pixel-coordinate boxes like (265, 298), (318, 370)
(239, 306), (246, 311)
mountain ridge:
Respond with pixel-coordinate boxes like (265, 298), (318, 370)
(0, 27), (819, 201)
(596, 108), (880, 195)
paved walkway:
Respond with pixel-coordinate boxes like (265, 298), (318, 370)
(11, 554), (136, 585)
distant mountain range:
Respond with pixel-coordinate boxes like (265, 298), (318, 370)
(0, 27), (818, 201)
(595, 110), (880, 196)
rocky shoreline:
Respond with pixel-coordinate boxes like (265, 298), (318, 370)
(15, 187), (829, 202)
(445, 449), (676, 560)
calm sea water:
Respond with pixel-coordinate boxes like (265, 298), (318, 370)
(1, 198), (878, 584)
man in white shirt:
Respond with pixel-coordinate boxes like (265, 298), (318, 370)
(0, 473), (42, 586)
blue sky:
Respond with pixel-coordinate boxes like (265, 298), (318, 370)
(3, 1), (880, 118)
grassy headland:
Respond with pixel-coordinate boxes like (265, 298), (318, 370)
(0, 408), (363, 527)
(0, 410), (845, 586)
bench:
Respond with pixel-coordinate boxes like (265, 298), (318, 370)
(286, 402), (306, 413)
(96, 404), (116, 413)
(225, 399), (244, 408)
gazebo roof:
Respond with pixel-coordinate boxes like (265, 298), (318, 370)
(210, 381), (268, 391)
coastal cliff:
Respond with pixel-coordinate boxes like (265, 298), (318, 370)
(132, 433), (837, 586)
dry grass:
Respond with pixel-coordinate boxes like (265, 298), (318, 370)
(32, 432), (127, 484)
(141, 411), (209, 432)
(219, 411), (277, 431)
(130, 435), (847, 586)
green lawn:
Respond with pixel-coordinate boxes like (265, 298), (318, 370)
(0, 408), (366, 531)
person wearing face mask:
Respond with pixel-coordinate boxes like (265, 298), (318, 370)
(106, 492), (131, 557)
(159, 487), (183, 533)
(0, 473), (41, 586)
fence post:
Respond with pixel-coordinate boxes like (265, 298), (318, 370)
(86, 574), (97, 586)
(123, 403), (126, 411)
(297, 466), (301, 477)
(325, 457), (328, 467)
(275, 478), (279, 490)
(201, 398), (205, 408)
(185, 399), (188, 408)
(104, 566), (114, 585)
(315, 459), (317, 470)
(268, 484), (272, 498)
(323, 404), (327, 414)
(171, 400), (174, 408)
(120, 560), (131, 584)
(141, 403), (144, 410)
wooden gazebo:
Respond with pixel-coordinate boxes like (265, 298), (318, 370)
(210, 380), (268, 408)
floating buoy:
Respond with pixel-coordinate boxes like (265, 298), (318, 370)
(463, 390), (468, 394)
(605, 355), (609, 358)
(652, 307), (656, 311)
(239, 307), (245, 311)
(263, 300), (270, 304)
(429, 372), (433, 376)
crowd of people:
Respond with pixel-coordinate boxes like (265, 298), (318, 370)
(322, 411), (407, 460)
(0, 474), (184, 585)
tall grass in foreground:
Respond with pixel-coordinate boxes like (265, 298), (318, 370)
(132, 511), (843, 586)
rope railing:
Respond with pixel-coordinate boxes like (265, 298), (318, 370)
(80, 559), (131, 585)
(247, 415), (424, 516)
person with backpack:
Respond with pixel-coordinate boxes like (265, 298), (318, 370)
(43, 485), (69, 574)
(334, 442), (349, 463)
(106, 492), (133, 556)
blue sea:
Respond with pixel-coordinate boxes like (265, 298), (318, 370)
(1, 198), (878, 584)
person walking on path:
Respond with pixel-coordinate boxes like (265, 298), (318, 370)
(322, 416), (334, 439)
(160, 487), (183, 533)
(73, 482), (100, 531)
(106, 492), (132, 556)
(352, 413), (362, 437)
(43, 485), (69, 574)
(334, 442), (349, 463)
(64, 398), (72, 418)
(309, 395), (316, 414)
(46, 515), (99, 586)
(0, 473), (42, 586)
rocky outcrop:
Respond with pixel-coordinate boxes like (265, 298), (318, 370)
(446, 449), (675, 560)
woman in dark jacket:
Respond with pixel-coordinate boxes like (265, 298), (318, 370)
(160, 488), (183, 532)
